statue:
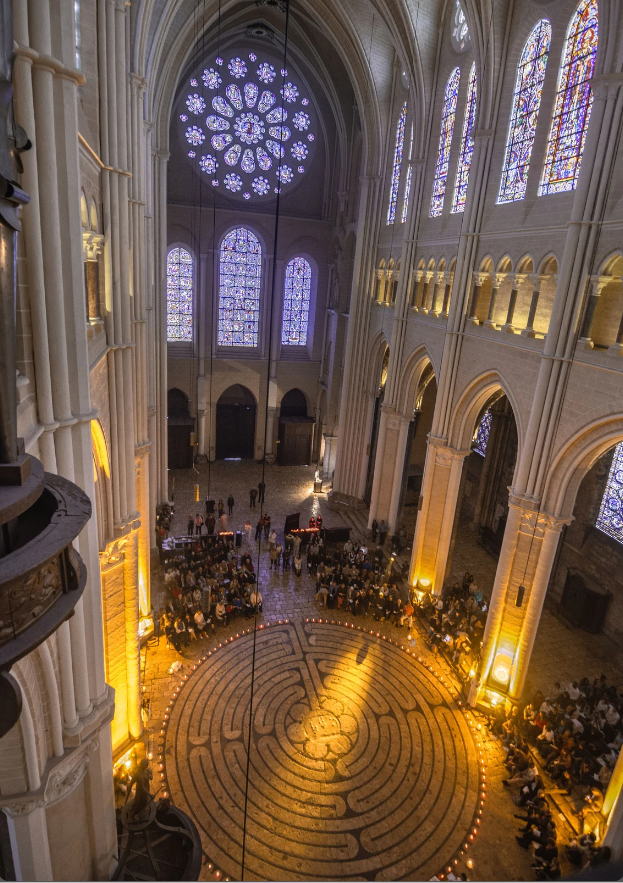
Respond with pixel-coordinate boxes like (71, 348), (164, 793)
(126, 758), (153, 822)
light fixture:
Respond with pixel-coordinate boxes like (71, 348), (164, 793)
(492, 652), (512, 684)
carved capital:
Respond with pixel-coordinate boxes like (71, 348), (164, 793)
(83, 231), (104, 261)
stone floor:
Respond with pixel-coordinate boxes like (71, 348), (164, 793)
(139, 461), (620, 882)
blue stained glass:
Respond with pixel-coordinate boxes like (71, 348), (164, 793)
(539, 0), (598, 196)
(430, 68), (460, 217)
(203, 68), (221, 89)
(596, 442), (623, 544)
(452, 63), (478, 213)
(281, 83), (299, 103)
(211, 134), (233, 150)
(257, 63), (276, 83)
(293, 111), (310, 131)
(167, 247), (193, 342)
(388, 102), (407, 224)
(206, 116), (230, 132)
(282, 257), (312, 346)
(258, 91), (276, 113)
(256, 146), (272, 170)
(228, 57), (247, 79)
(186, 93), (206, 115)
(401, 122), (414, 223)
(473, 409), (492, 457)
(252, 176), (270, 195)
(212, 96), (234, 117)
(226, 84), (243, 110)
(218, 228), (262, 347)
(269, 125), (291, 142)
(244, 82), (259, 108)
(225, 173), (242, 192)
(185, 126), (205, 146)
(266, 107), (288, 124)
(498, 20), (551, 204)
(224, 144), (242, 166)
(241, 149), (256, 173)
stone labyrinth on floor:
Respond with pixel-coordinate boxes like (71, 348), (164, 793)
(163, 621), (480, 881)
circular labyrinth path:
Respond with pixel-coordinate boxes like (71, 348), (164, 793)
(163, 621), (481, 881)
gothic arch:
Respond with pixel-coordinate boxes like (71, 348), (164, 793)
(396, 345), (437, 416)
(542, 414), (623, 519)
(91, 420), (114, 551)
(448, 369), (525, 456)
(366, 331), (390, 395)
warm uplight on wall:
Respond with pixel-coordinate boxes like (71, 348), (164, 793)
(492, 652), (512, 684)
(486, 689), (504, 707)
(138, 616), (154, 638)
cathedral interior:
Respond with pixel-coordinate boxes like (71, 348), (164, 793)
(1, 0), (623, 880)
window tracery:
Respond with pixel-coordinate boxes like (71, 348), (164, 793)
(596, 443), (623, 544)
(472, 409), (492, 457)
(281, 257), (312, 346)
(539, 0), (598, 196)
(498, 19), (551, 204)
(387, 103), (407, 224)
(181, 52), (315, 200)
(218, 228), (262, 347)
(401, 123), (414, 224)
(430, 68), (460, 218)
(452, 63), (477, 213)
(166, 247), (193, 342)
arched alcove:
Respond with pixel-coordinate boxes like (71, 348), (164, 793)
(215, 385), (256, 460)
(278, 389), (313, 465)
(168, 388), (194, 469)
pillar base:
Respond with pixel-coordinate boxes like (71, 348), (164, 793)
(483, 319), (498, 330)
(501, 324), (517, 334)
(608, 342), (623, 356)
(520, 328), (538, 338)
(579, 336), (594, 350)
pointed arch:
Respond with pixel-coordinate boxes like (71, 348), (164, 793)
(282, 256), (312, 346)
(430, 67), (461, 217)
(166, 246), (194, 341)
(452, 62), (478, 213)
(498, 19), (552, 204)
(539, 0), (598, 196)
(387, 102), (407, 224)
(218, 227), (262, 347)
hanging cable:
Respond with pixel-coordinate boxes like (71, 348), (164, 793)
(240, 2), (291, 879)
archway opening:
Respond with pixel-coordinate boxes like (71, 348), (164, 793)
(364, 345), (389, 502)
(168, 388), (194, 469)
(216, 385), (256, 460)
(278, 389), (313, 466)
(446, 392), (519, 591)
(400, 370), (437, 539)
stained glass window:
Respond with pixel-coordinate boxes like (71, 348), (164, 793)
(430, 68), (461, 217)
(166, 247), (193, 341)
(539, 0), (598, 196)
(452, 63), (478, 213)
(498, 20), (551, 204)
(401, 123), (414, 223)
(281, 257), (312, 345)
(387, 102), (407, 224)
(596, 443), (623, 544)
(473, 409), (492, 457)
(182, 51), (315, 200)
(218, 228), (262, 346)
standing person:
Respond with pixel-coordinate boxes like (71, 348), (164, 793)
(219, 511), (228, 531)
(371, 519), (378, 543)
(187, 514), (194, 536)
(195, 513), (203, 535)
(206, 513), (216, 535)
(294, 552), (303, 577)
(217, 499), (224, 518)
(263, 514), (271, 540)
(258, 480), (266, 504)
(255, 518), (263, 542)
(268, 528), (277, 551)
(227, 494), (234, 516)
(293, 532), (302, 558)
(249, 487), (257, 507)
(379, 520), (388, 546)
(244, 520), (252, 545)
(269, 543), (279, 570)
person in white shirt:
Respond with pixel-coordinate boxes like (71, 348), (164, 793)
(268, 529), (277, 550)
(567, 682), (580, 701)
(606, 704), (620, 726)
(244, 520), (252, 544)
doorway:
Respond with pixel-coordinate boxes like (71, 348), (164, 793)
(167, 388), (194, 469)
(215, 384), (256, 459)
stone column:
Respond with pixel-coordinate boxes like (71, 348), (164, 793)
(409, 439), (471, 594)
(521, 275), (547, 337)
(441, 271), (454, 318)
(579, 275), (609, 348)
(419, 271), (434, 314)
(478, 496), (569, 704)
(484, 273), (506, 329)
(501, 273), (526, 333)
(413, 269), (424, 312)
(4, 804), (52, 881)
(467, 272), (487, 325)
(429, 271), (445, 317)
(608, 292), (623, 355)
(265, 259), (284, 462)
(387, 414), (412, 533)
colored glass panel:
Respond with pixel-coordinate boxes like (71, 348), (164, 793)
(472, 408), (492, 457)
(387, 102), (407, 224)
(166, 247), (193, 341)
(452, 63), (478, 213)
(218, 228), (262, 347)
(282, 257), (312, 346)
(539, 0), (598, 196)
(401, 123), (414, 224)
(596, 442), (623, 544)
(430, 68), (461, 217)
(498, 20), (551, 204)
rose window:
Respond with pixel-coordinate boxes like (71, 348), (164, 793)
(180, 52), (316, 199)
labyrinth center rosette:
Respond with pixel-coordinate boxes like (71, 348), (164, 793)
(164, 621), (480, 882)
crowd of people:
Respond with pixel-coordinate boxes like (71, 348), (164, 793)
(488, 675), (621, 878)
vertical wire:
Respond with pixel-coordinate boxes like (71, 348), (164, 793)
(240, 2), (291, 879)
